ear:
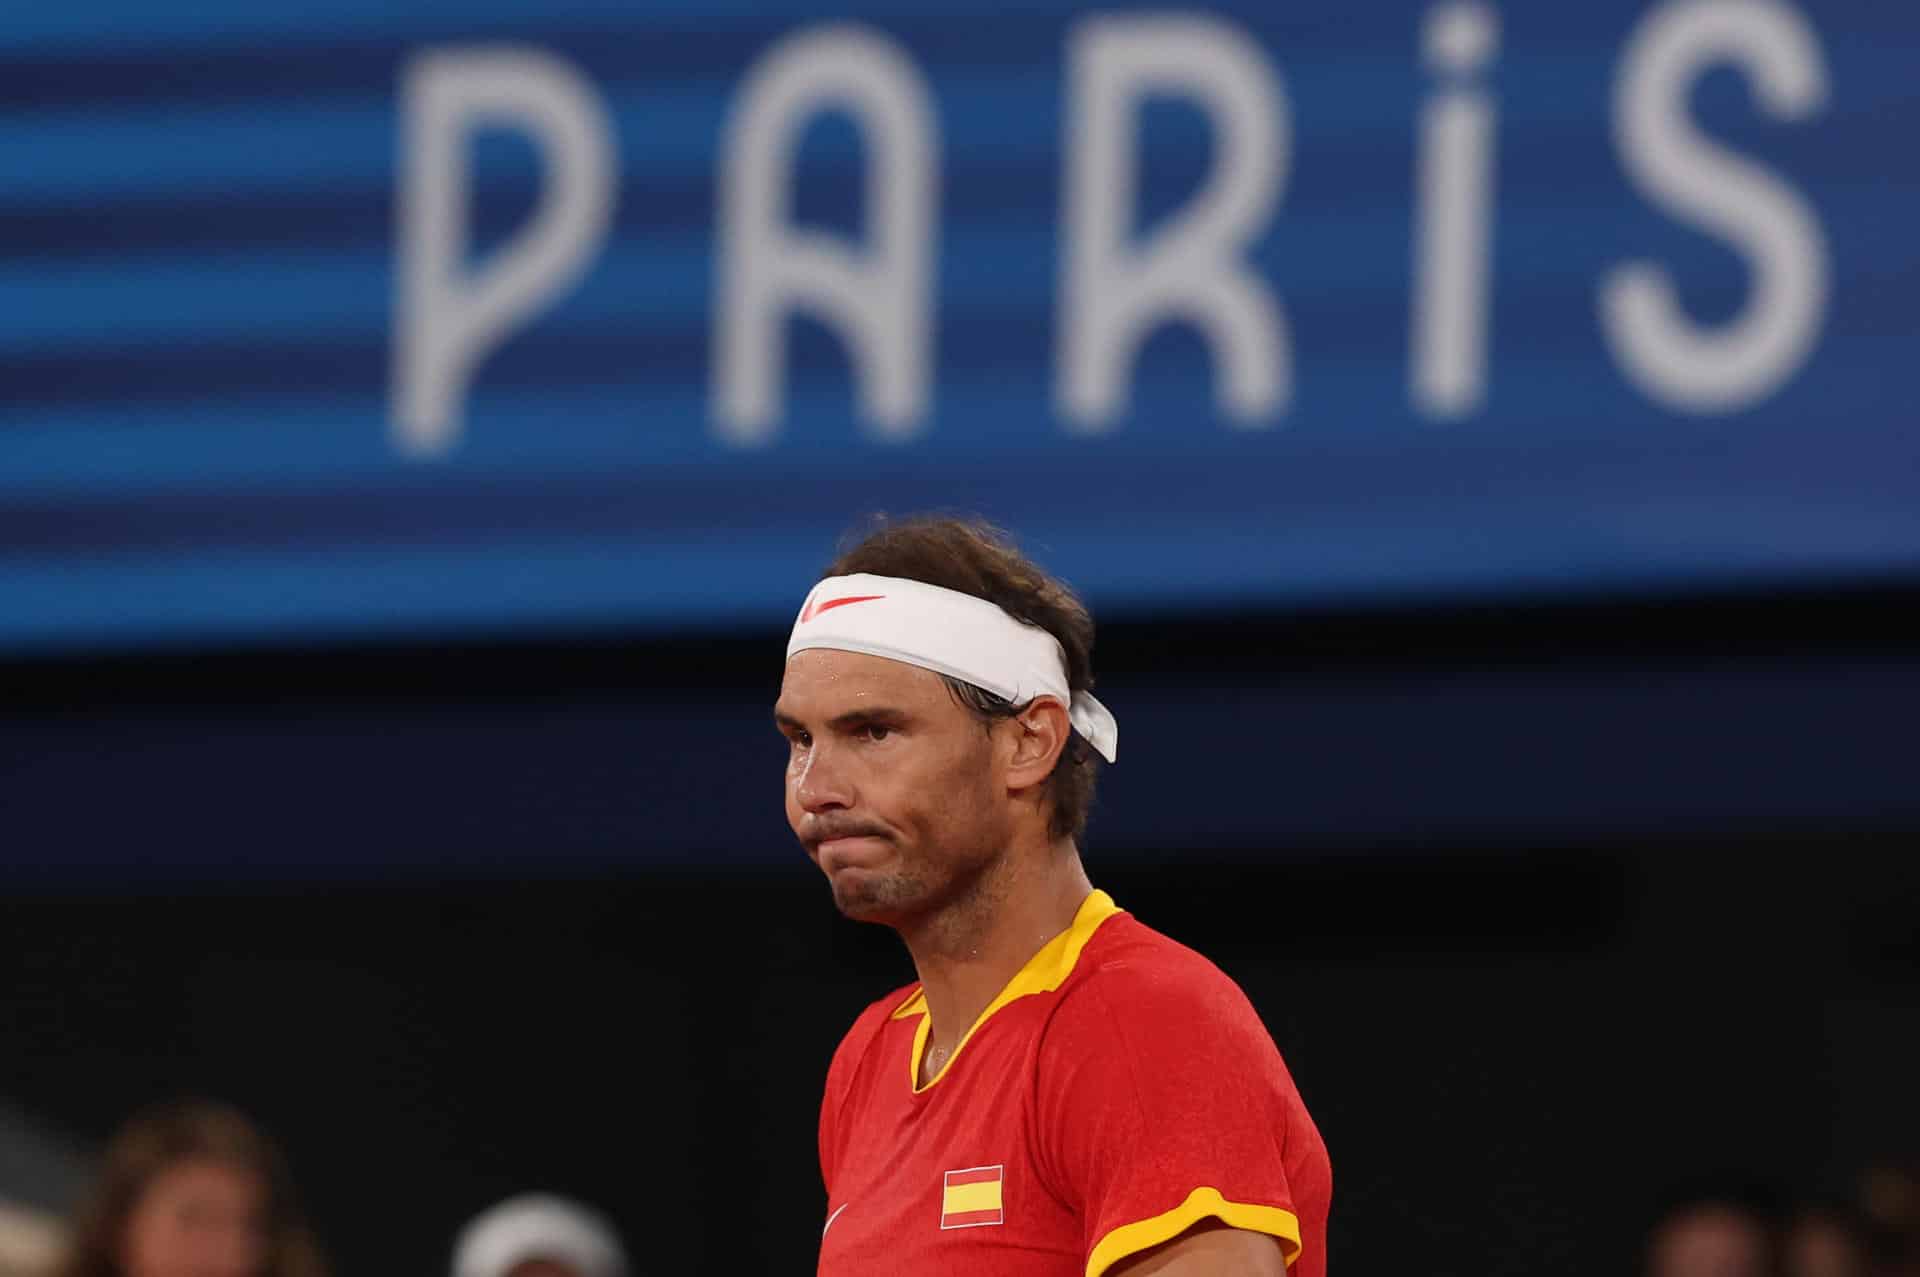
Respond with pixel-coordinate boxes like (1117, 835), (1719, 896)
(1002, 696), (1071, 795)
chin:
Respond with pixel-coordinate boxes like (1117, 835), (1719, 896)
(829, 869), (919, 925)
(829, 878), (893, 923)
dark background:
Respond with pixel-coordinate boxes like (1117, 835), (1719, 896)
(5, 0), (1919, 1270)
(3, 588), (1917, 1276)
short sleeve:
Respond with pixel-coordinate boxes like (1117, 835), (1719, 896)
(1034, 966), (1307, 1277)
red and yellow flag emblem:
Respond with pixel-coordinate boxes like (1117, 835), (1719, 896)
(940, 1165), (1004, 1229)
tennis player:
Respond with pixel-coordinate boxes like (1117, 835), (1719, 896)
(776, 518), (1330, 1277)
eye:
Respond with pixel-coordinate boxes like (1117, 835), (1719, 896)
(861, 724), (892, 743)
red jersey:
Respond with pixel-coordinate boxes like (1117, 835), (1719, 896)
(816, 891), (1330, 1277)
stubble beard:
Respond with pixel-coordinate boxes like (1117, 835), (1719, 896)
(830, 826), (1005, 940)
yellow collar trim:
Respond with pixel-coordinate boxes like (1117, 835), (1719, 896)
(892, 889), (1123, 1093)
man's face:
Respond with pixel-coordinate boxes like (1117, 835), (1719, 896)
(776, 649), (1012, 925)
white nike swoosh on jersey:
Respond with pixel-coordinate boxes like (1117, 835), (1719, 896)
(822, 1203), (849, 1238)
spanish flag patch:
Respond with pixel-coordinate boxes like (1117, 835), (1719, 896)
(941, 1165), (1004, 1229)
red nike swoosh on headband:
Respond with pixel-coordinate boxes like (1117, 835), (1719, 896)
(800, 594), (886, 623)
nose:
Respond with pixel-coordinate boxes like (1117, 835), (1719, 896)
(791, 738), (853, 815)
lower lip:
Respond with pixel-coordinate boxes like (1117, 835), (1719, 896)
(818, 837), (888, 869)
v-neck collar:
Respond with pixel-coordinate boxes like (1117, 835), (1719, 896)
(889, 889), (1123, 1094)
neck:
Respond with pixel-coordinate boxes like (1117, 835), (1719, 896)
(897, 830), (1093, 1064)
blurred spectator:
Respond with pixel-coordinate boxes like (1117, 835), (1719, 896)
(1783, 1200), (1877, 1277)
(1646, 1184), (1780, 1277)
(53, 1100), (326, 1277)
(0, 1200), (65, 1277)
(452, 1195), (627, 1277)
(1861, 1164), (1920, 1277)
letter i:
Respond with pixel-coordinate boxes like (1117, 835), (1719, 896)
(1410, 1), (1499, 420)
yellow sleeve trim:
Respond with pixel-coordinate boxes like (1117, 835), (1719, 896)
(1085, 1186), (1301, 1277)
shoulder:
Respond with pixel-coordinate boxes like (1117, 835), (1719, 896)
(1037, 911), (1296, 1111)
(819, 983), (918, 1185)
(1054, 912), (1273, 1049)
(825, 982), (919, 1092)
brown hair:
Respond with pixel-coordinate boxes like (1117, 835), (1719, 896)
(55, 1100), (328, 1277)
(824, 515), (1104, 844)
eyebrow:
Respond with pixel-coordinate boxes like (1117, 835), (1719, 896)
(773, 706), (913, 733)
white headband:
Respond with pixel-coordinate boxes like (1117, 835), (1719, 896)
(786, 573), (1118, 764)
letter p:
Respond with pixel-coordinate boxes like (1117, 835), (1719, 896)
(391, 46), (616, 456)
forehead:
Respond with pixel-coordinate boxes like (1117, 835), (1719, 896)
(777, 648), (950, 716)
(147, 1158), (262, 1203)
